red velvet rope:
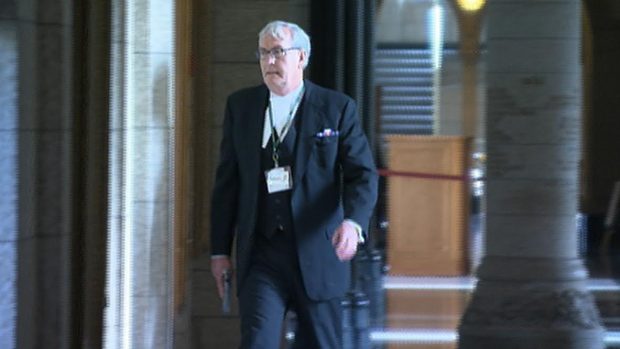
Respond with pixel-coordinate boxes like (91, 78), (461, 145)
(378, 168), (469, 182)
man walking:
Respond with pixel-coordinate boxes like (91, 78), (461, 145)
(210, 20), (378, 348)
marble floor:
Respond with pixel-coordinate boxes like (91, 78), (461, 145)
(367, 273), (620, 348)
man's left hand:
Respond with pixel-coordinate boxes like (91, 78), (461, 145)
(331, 221), (359, 261)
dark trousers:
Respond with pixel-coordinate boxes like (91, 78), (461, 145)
(239, 234), (343, 349)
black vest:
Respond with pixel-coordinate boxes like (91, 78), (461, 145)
(255, 118), (299, 240)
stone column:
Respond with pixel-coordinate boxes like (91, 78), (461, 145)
(450, 0), (485, 150)
(11, 0), (76, 348)
(106, 0), (177, 347)
(0, 1), (19, 346)
(458, 1), (605, 348)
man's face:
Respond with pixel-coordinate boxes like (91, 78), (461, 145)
(258, 30), (305, 96)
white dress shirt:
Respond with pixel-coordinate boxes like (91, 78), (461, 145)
(262, 82), (305, 149)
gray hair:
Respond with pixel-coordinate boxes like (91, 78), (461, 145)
(259, 20), (311, 69)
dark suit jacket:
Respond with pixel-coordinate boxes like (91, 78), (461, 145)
(210, 80), (378, 301)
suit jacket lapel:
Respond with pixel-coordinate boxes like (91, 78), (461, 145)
(294, 81), (323, 186)
(243, 85), (269, 185)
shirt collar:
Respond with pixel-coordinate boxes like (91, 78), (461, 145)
(269, 81), (305, 105)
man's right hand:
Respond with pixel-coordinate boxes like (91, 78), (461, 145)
(211, 256), (233, 298)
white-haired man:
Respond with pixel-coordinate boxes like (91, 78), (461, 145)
(210, 20), (378, 348)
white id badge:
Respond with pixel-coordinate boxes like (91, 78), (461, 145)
(265, 166), (293, 193)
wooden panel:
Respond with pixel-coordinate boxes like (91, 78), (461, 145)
(386, 136), (471, 276)
(174, 0), (192, 314)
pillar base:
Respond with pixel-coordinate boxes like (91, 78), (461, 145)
(458, 256), (605, 349)
(459, 328), (605, 349)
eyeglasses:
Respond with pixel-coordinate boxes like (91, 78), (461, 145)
(256, 47), (301, 60)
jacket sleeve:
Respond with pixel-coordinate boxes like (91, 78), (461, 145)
(210, 98), (239, 256)
(337, 98), (379, 235)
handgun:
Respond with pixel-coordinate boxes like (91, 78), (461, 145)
(222, 270), (231, 314)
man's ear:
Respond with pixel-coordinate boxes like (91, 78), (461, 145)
(299, 50), (307, 68)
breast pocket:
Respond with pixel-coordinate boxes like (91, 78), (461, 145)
(313, 137), (338, 168)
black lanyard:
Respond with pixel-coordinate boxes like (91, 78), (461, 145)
(267, 87), (304, 167)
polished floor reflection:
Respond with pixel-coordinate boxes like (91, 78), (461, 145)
(368, 273), (620, 348)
